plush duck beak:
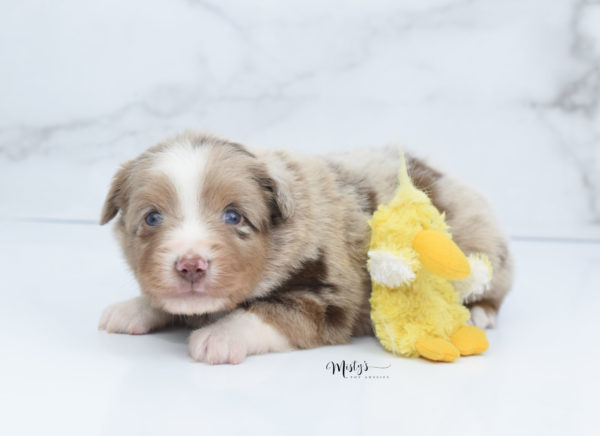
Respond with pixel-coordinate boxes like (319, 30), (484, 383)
(412, 229), (471, 280)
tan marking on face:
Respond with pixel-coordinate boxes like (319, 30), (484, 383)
(194, 145), (271, 304)
(120, 171), (181, 297)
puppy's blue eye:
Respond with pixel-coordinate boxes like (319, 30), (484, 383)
(223, 209), (242, 225)
(145, 211), (163, 226)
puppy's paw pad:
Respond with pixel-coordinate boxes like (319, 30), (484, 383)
(188, 326), (248, 365)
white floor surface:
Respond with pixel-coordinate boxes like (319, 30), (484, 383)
(1, 221), (598, 436)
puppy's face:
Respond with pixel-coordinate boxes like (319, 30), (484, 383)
(101, 134), (292, 315)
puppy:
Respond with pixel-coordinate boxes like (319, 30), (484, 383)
(98, 132), (513, 364)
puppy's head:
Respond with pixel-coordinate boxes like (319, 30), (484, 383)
(101, 133), (293, 315)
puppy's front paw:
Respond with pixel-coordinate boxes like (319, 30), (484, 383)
(99, 296), (171, 335)
(188, 311), (292, 365)
(188, 325), (249, 365)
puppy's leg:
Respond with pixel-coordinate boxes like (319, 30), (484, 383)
(188, 309), (293, 365)
(461, 239), (513, 329)
(462, 239), (513, 328)
(188, 290), (353, 364)
(99, 296), (173, 334)
(467, 301), (499, 329)
(423, 173), (515, 329)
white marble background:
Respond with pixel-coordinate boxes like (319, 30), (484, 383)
(1, 0), (599, 239)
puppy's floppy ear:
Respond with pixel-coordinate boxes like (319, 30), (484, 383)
(270, 173), (294, 221)
(259, 167), (294, 223)
(100, 160), (133, 225)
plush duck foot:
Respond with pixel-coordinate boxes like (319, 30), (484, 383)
(415, 338), (460, 362)
(451, 325), (489, 356)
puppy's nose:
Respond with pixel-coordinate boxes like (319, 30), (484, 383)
(175, 256), (208, 282)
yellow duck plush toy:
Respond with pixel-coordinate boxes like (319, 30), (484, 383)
(367, 155), (492, 362)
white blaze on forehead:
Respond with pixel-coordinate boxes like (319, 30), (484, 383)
(155, 142), (212, 256)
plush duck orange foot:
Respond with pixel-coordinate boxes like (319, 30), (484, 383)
(414, 326), (489, 362)
(415, 338), (460, 362)
(451, 325), (489, 356)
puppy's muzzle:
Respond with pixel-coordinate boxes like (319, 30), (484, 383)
(175, 255), (208, 283)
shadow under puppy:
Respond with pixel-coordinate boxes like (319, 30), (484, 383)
(99, 132), (514, 364)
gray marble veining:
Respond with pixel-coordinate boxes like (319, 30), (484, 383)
(0, 0), (598, 237)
